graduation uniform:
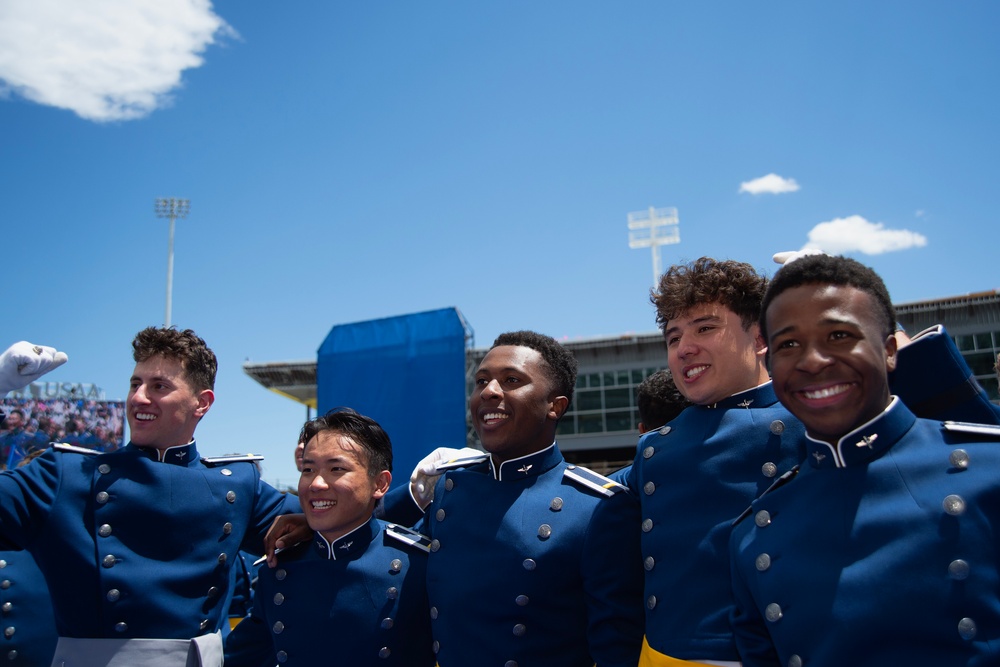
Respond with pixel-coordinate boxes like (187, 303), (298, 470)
(225, 517), (434, 667)
(729, 399), (1000, 667)
(617, 327), (998, 665)
(0, 550), (57, 666)
(620, 383), (805, 664)
(0, 441), (301, 651)
(421, 443), (644, 667)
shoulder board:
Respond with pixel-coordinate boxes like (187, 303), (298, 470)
(943, 421), (1000, 438)
(385, 523), (432, 553)
(733, 464), (801, 527)
(434, 453), (489, 473)
(53, 443), (100, 456)
(563, 465), (628, 498)
(201, 454), (265, 465)
(251, 540), (308, 567)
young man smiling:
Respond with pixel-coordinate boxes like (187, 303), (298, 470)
(729, 254), (1000, 667)
(225, 409), (434, 667)
(618, 256), (1000, 667)
(417, 330), (644, 667)
(0, 327), (301, 667)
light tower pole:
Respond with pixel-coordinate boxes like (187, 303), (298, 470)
(154, 198), (190, 328)
(627, 206), (680, 287)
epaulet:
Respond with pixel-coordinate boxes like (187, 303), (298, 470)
(433, 453), (489, 473)
(733, 464), (801, 527)
(563, 464), (628, 498)
(201, 454), (265, 466)
(53, 443), (100, 456)
(385, 523), (433, 553)
(251, 540), (308, 567)
(943, 421), (1000, 438)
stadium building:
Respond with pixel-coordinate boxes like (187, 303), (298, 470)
(244, 290), (1000, 476)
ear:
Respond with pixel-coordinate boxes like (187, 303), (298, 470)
(548, 395), (570, 421)
(750, 323), (768, 360)
(195, 389), (215, 418)
(372, 470), (392, 500)
(884, 333), (899, 373)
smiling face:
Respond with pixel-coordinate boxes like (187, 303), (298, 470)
(664, 302), (769, 406)
(471, 345), (568, 464)
(765, 283), (896, 444)
(298, 431), (390, 543)
(127, 355), (213, 450)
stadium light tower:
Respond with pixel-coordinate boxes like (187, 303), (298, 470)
(628, 206), (680, 287)
(154, 198), (190, 328)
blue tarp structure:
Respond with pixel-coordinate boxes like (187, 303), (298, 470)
(317, 307), (468, 489)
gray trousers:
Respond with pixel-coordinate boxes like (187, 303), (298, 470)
(49, 632), (223, 667)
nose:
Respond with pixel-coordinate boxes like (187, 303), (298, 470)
(130, 384), (150, 405)
(480, 378), (502, 400)
(310, 473), (329, 492)
(797, 343), (833, 373)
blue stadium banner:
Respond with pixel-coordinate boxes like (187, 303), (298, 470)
(317, 307), (468, 489)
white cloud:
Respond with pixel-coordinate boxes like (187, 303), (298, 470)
(0, 0), (234, 122)
(801, 215), (928, 255)
(739, 173), (800, 195)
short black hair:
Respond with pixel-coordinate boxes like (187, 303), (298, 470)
(636, 370), (690, 429)
(299, 408), (393, 476)
(492, 331), (578, 404)
(760, 254), (896, 343)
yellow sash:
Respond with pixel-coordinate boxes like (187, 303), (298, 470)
(640, 636), (729, 667)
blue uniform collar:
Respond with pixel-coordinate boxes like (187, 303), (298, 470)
(126, 440), (199, 466)
(311, 515), (379, 560)
(701, 381), (779, 410)
(489, 443), (562, 481)
(805, 397), (914, 469)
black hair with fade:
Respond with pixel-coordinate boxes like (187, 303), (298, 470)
(760, 254), (896, 343)
(492, 330), (578, 405)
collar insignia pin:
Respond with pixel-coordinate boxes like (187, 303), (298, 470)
(856, 434), (877, 449)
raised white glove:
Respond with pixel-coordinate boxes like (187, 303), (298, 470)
(410, 446), (483, 509)
(772, 248), (826, 266)
(0, 342), (68, 395)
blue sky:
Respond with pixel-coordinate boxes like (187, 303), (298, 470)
(2, 1), (997, 487)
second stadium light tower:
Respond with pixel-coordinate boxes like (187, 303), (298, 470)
(628, 206), (680, 287)
(154, 197), (190, 328)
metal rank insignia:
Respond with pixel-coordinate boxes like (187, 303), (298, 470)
(385, 523), (433, 553)
(202, 454), (265, 465)
(434, 453), (489, 473)
(564, 465), (628, 497)
(943, 421), (1000, 438)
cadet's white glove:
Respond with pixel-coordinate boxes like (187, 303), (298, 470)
(773, 248), (826, 267)
(410, 446), (483, 510)
(0, 342), (68, 395)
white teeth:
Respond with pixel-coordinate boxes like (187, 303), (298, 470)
(135, 413), (155, 421)
(685, 365), (708, 379)
(803, 384), (849, 400)
(483, 412), (508, 422)
(312, 500), (337, 508)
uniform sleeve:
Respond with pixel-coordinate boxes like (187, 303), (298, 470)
(580, 489), (644, 667)
(892, 325), (1000, 425)
(223, 584), (275, 667)
(729, 524), (781, 667)
(0, 448), (60, 549)
(376, 483), (426, 527)
(241, 469), (302, 556)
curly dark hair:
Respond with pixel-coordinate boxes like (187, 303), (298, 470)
(760, 254), (896, 342)
(492, 331), (578, 404)
(299, 407), (392, 476)
(651, 257), (768, 332)
(131, 327), (217, 392)
(636, 369), (690, 429)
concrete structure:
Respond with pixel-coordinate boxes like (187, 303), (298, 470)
(245, 290), (1000, 475)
